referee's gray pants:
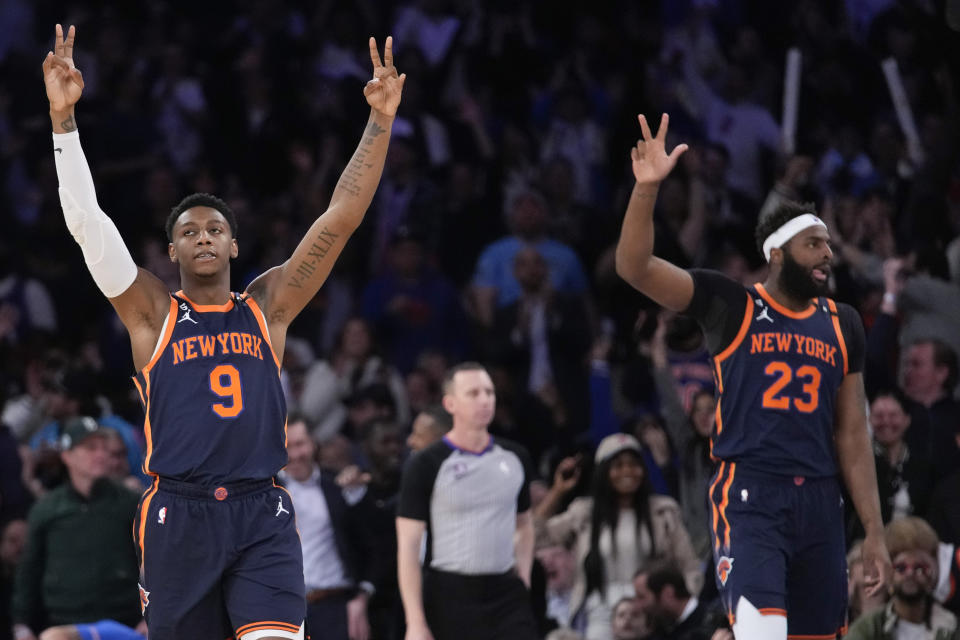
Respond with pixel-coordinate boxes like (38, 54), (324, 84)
(423, 568), (539, 640)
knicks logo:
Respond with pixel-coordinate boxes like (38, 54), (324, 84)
(717, 556), (735, 586)
(138, 583), (150, 614)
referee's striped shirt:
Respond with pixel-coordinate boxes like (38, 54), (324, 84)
(397, 435), (533, 575)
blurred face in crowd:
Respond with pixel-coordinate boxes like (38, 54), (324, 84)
(105, 431), (130, 479)
(340, 319), (373, 360)
(608, 451), (645, 498)
(366, 423), (404, 476)
(390, 238), (424, 279)
(443, 369), (496, 430)
(690, 391), (716, 438)
(407, 413), (445, 452)
(285, 421), (316, 482)
(0, 519), (27, 568)
(870, 395), (911, 448)
(612, 598), (648, 640)
(903, 343), (946, 401)
(510, 193), (548, 239)
(778, 226), (833, 300)
(891, 549), (936, 603)
(62, 434), (111, 485)
(537, 545), (576, 593)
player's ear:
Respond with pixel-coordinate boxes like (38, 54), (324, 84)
(230, 238), (238, 259)
(168, 242), (178, 263)
(769, 247), (783, 266)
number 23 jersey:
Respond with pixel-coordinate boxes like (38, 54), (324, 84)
(132, 291), (287, 484)
(683, 270), (865, 478)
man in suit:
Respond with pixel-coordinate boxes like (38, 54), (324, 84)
(634, 562), (712, 640)
(278, 418), (379, 640)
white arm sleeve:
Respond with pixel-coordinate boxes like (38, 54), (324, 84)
(53, 130), (138, 298)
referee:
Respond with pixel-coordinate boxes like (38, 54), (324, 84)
(397, 362), (538, 640)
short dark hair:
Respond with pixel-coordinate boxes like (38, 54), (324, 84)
(912, 338), (959, 392)
(166, 193), (238, 242)
(420, 403), (453, 432)
(754, 200), (817, 259)
(642, 561), (690, 599)
(442, 361), (489, 394)
(870, 387), (910, 412)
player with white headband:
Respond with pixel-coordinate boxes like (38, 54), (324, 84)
(614, 113), (891, 640)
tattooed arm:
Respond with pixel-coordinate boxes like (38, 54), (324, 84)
(248, 37), (405, 359)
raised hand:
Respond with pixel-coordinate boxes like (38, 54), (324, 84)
(631, 114), (687, 185)
(42, 24), (84, 114)
(364, 36), (406, 117)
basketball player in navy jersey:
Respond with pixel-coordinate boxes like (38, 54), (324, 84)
(614, 114), (892, 639)
(42, 24), (405, 640)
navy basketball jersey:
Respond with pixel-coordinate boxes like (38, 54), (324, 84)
(132, 291), (287, 484)
(711, 283), (849, 478)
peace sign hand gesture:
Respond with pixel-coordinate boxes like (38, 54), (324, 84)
(631, 114), (687, 186)
(364, 36), (406, 117)
(42, 24), (84, 114)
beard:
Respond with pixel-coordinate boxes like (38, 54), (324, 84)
(779, 249), (829, 300)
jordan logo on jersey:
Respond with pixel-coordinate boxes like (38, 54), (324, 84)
(755, 304), (774, 323)
(276, 496), (290, 517)
(177, 302), (198, 325)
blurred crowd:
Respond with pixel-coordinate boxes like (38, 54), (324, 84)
(2, 0), (960, 638)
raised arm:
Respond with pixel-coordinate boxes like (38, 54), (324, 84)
(251, 37), (406, 334)
(614, 114), (695, 312)
(43, 24), (170, 371)
(835, 371), (892, 597)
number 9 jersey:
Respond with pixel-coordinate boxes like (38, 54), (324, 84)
(683, 270), (866, 478)
(132, 291), (287, 484)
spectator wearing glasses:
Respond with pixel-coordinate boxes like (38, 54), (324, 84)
(845, 517), (960, 639)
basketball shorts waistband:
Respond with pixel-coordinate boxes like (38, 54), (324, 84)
(156, 476), (275, 499)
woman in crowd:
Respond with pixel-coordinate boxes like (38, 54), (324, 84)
(536, 433), (700, 640)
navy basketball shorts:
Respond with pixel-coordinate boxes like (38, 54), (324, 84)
(708, 463), (848, 638)
(133, 477), (305, 640)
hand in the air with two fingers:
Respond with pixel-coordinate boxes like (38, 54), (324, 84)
(364, 36), (406, 117)
(631, 113), (688, 185)
(42, 24), (84, 112)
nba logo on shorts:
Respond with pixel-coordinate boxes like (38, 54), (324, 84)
(717, 556), (734, 586)
(158, 506), (166, 524)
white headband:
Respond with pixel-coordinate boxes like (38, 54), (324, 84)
(762, 213), (827, 262)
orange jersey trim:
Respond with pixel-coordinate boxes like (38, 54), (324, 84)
(242, 294), (282, 371)
(759, 608), (787, 617)
(141, 370), (155, 474)
(141, 297), (178, 376)
(714, 292), (755, 393)
(718, 462), (736, 550)
(826, 298), (849, 375)
(709, 461), (726, 552)
(755, 283), (817, 319)
(175, 289), (235, 312)
(236, 621), (302, 636)
(137, 477), (159, 572)
(132, 376), (145, 407)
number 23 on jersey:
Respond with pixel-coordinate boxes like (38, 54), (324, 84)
(762, 361), (821, 413)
